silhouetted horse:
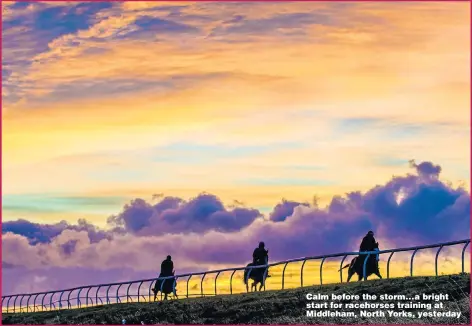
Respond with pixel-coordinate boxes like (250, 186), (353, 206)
(243, 258), (271, 292)
(152, 271), (178, 301)
(339, 244), (382, 282)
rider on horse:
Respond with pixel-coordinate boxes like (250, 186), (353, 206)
(360, 231), (377, 252)
(356, 231), (378, 268)
(155, 255), (174, 291)
(161, 255), (174, 277)
(153, 255), (177, 300)
(253, 242), (268, 265)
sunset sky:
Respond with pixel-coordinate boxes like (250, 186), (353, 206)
(2, 1), (470, 298)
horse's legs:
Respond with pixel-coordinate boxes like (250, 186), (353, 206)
(164, 293), (168, 301)
(347, 269), (354, 282)
(358, 274), (362, 281)
(246, 283), (249, 293)
(374, 271), (382, 279)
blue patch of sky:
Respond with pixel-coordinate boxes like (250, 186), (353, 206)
(4, 3), (113, 52)
(10, 2), (34, 10)
(256, 206), (274, 216)
(334, 117), (430, 140)
(3, 2), (114, 103)
(135, 16), (198, 33)
(2, 194), (126, 214)
(34, 3), (113, 36)
(113, 16), (200, 41)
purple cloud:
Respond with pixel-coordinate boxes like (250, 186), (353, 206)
(2, 218), (112, 245)
(107, 193), (263, 235)
(409, 159), (442, 179)
(269, 199), (309, 222)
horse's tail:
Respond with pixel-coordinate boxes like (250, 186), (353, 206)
(243, 267), (248, 284)
(338, 264), (350, 272)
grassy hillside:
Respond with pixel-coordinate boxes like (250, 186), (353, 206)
(2, 274), (470, 325)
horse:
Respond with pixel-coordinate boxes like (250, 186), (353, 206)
(243, 257), (271, 292)
(338, 243), (382, 282)
(151, 271), (178, 301)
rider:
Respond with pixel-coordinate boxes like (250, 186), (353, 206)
(359, 231), (378, 252)
(160, 255), (174, 277)
(153, 255), (174, 294)
(253, 241), (268, 265)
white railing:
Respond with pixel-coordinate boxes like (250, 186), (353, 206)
(2, 238), (469, 314)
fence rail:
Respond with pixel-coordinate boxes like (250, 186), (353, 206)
(2, 238), (470, 314)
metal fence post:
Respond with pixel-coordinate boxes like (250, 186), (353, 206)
(229, 270), (237, 294)
(67, 290), (73, 309)
(40, 293), (46, 312)
(320, 257), (326, 285)
(6, 296), (12, 313)
(106, 285), (112, 304)
(13, 295), (18, 313)
(339, 255), (348, 283)
(58, 291), (65, 309)
(435, 246), (444, 276)
(149, 280), (154, 302)
(49, 292), (55, 311)
(116, 284), (123, 304)
(126, 283), (133, 303)
(300, 259), (308, 287)
(172, 277), (177, 296)
(33, 294), (40, 312)
(186, 275), (192, 298)
(462, 241), (470, 273)
(410, 248), (419, 277)
(281, 262), (289, 290)
(386, 252), (395, 278)
(77, 288), (83, 308)
(85, 287), (92, 307)
(363, 253), (370, 281)
(137, 282), (143, 302)
(95, 286), (101, 306)
(26, 295), (33, 312)
(262, 264), (268, 291)
(214, 272), (221, 295)
(200, 273), (207, 297)
(160, 277), (167, 301)
(18, 295), (25, 313)
(24, 295), (29, 312)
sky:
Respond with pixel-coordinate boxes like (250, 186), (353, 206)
(1, 1), (471, 298)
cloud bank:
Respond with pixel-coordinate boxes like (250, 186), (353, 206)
(2, 161), (469, 295)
